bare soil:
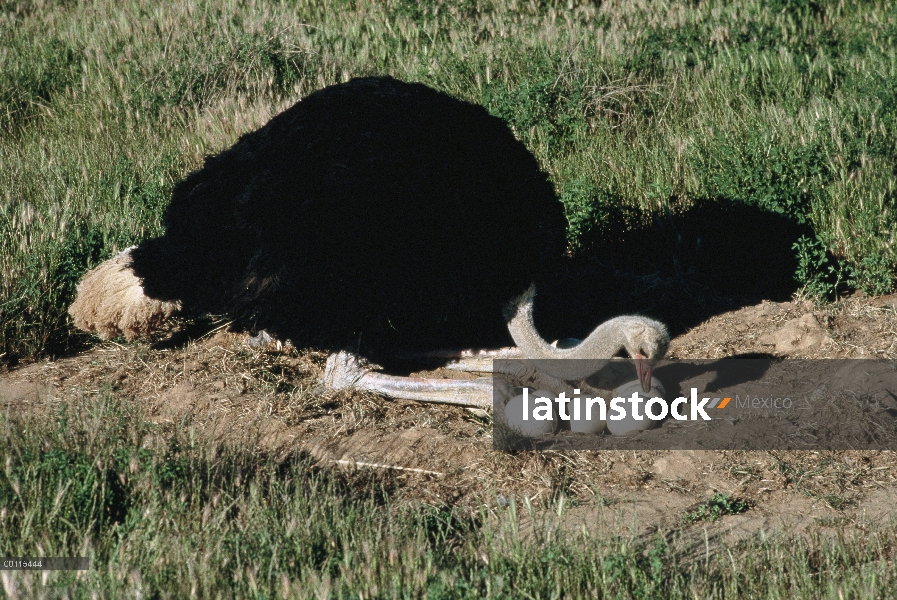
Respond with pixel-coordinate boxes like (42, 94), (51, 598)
(2, 294), (897, 549)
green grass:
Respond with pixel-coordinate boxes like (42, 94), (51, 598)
(2, 0), (897, 360)
(2, 393), (896, 598)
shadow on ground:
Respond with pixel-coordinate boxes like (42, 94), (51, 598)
(152, 197), (812, 366)
(533, 198), (812, 342)
(46, 196), (813, 368)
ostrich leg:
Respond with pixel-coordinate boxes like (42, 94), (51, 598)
(322, 350), (581, 410)
(323, 351), (499, 409)
(318, 287), (671, 410)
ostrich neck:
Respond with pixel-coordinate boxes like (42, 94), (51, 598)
(507, 301), (631, 361)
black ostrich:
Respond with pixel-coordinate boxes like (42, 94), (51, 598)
(70, 77), (668, 407)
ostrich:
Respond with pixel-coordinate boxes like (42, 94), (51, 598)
(69, 77), (669, 409)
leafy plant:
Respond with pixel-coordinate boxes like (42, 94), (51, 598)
(847, 251), (895, 296)
(793, 234), (848, 300)
(682, 493), (750, 525)
(702, 132), (826, 226)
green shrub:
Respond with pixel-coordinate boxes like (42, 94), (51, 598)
(682, 493), (750, 525)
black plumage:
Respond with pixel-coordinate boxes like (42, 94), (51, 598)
(131, 76), (567, 354)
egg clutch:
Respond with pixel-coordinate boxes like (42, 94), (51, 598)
(498, 378), (724, 437)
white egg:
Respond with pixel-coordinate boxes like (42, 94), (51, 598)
(570, 411), (606, 434)
(500, 389), (556, 436)
(606, 377), (666, 436)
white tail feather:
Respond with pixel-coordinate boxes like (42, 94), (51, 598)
(68, 247), (181, 340)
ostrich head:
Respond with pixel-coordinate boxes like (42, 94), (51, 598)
(616, 315), (670, 392)
(504, 284), (670, 390)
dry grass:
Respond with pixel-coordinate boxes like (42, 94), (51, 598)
(6, 294), (897, 514)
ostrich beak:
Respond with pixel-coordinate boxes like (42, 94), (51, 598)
(633, 353), (652, 393)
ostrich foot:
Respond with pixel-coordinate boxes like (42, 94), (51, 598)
(247, 330), (276, 348)
(323, 351), (500, 410)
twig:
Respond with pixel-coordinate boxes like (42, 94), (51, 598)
(333, 459), (443, 477)
(198, 319), (235, 341)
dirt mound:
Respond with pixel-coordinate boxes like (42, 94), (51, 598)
(2, 294), (896, 548)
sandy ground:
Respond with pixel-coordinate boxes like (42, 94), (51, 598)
(2, 293), (897, 550)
